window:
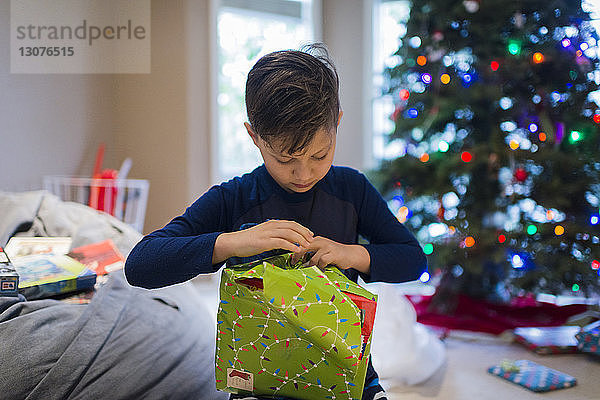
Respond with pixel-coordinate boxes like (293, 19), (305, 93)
(214, 0), (317, 184)
(371, 0), (410, 163)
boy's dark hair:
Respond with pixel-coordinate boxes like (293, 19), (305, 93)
(245, 43), (340, 155)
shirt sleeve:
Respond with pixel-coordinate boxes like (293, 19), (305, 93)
(356, 173), (427, 283)
(124, 186), (228, 289)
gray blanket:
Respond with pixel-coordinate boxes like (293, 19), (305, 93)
(0, 270), (227, 400)
(0, 191), (227, 399)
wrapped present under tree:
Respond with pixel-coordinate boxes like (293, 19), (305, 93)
(576, 320), (600, 355)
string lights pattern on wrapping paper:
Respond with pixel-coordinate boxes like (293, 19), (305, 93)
(215, 258), (377, 400)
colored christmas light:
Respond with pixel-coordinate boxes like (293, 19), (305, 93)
(399, 89), (410, 100)
(499, 97), (513, 110)
(421, 73), (433, 84)
(490, 61), (500, 71)
(546, 210), (555, 220)
(419, 153), (430, 162)
(464, 236), (475, 247)
(423, 243), (434, 255)
(498, 234), (506, 243)
(440, 74), (451, 84)
(591, 214), (599, 225)
(592, 260), (600, 270)
(508, 40), (521, 55)
(572, 284), (580, 292)
(580, 42), (589, 51)
(419, 272), (430, 282)
(576, 49), (583, 57)
(561, 38), (571, 47)
(569, 130), (582, 143)
(555, 225), (565, 235)
(570, 70), (578, 80)
(461, 151), (473, 162)
(509, 140), (520, 150)
(539, 132), (547, 141)
(532, 52), (544, 63)
(438, 141), (450, 152)
(397, 206), (411, 223)
(407, 108), (419, 118)
(512, 254), (524, 268)
(594, 114), (600, 124)
(528, 123), (538, 133)
(417, 55), (427, 66)
(527, 225), (537, 235)
(409, 36), (422, 48)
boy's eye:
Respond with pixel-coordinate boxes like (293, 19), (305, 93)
(313, 154), (327, 161)
(277, 158), (293, 164)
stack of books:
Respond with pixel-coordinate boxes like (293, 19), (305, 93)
(3, 237), (124, 300)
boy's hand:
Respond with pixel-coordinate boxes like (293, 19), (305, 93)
(212, 220), (313, 264)
(293, 236), (371, 275)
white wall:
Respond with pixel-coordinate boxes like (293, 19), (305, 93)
(0, 0), (116, 192)
(323, 0), (373, 170)
(0, 0), (372, 233)
(0, 0), (210, 233)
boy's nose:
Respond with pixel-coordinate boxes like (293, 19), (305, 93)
(292, 162), (312, 181)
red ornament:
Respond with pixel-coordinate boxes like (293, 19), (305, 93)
(514, 168), (528, 182)
(593, 114), (600, 124)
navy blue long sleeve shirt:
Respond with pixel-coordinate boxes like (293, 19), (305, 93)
(125, 165), (426, 289)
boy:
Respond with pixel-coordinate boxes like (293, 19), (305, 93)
(125, 43), (427, 400)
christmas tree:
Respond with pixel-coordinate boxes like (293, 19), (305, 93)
(374, 0), (600, 302)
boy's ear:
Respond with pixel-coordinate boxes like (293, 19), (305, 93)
(337, 110), (343, 127)
(245, 122), (260, 147)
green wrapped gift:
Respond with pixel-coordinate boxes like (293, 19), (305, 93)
(215, 253), (377, 400)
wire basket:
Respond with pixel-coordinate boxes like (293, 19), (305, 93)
(43, 176), (149, 233)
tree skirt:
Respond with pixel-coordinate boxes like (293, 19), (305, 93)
(406, 294), (588, 335)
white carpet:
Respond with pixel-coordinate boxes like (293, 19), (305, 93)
(387, 331), (600, 400)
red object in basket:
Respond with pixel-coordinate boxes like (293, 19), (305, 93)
(96, 169), (118, 215)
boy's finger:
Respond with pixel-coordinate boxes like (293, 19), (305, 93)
(274, 229), (312, 249)
(272, 238), (305, 254)
(307, 248), (326, 268)
(273, 220), (314, 241)
(290, 250), (306, 264)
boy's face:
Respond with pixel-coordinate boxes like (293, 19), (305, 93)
(246, 120), (339, 193)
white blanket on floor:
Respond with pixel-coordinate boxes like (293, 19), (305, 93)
(365, 282), (446, 388)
